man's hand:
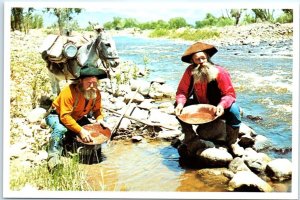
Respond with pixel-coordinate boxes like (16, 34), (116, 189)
(175, 103), (184, 116)
(97, 119), (109, 129)
(79, 128), (93, 143)
(216, 105), (224, 117)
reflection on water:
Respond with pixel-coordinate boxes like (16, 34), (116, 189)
(83, 141), (291, 192)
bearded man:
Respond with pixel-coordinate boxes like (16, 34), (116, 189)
(175, 42), (241, 151)
(45, 66), (108, 171)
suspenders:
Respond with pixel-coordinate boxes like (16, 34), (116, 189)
(71, 92), (97, 114)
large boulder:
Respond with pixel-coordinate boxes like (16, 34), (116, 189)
(242, 148), (271, 174)
(198, 147), (233, 167)
(265, 159), (292, 181)
(228, 171), (273, 192)
(228, 157), (251, 173)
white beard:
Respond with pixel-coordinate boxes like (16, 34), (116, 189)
(191, 62), (218, 84)
(83, 89), (97, 100)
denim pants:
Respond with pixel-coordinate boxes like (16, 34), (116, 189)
(45, 114), (92, 155)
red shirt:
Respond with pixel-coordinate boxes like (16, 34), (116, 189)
(176, 65), (236, 109)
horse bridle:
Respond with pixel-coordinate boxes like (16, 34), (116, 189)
(95, 35), (119, 91)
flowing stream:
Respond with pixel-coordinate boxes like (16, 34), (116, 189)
(85, 36), (293, 192)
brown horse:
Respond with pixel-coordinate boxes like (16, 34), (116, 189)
(40, 30), (120, 95)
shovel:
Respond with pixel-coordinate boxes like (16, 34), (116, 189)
(107, 86), (141, 144)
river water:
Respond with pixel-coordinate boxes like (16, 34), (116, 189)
(85, 36), (293, 192)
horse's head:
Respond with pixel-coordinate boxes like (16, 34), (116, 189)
(95, 31), (120, 70)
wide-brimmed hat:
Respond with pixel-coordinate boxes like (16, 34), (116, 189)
(181, 42), (218, 63)
(80, 66), (107, 79)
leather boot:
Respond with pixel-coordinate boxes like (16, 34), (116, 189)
(226, 125), (239, 147)
(47, 136), (63, 172)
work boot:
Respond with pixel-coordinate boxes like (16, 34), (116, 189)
(47, 137), (63, 173)
(226, 125), (240, 148)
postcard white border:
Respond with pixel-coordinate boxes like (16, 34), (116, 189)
(3, 1), (299, 199)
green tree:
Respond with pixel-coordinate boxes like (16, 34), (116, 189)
(45, 8), (82, 35)
(168, 17), (189, 29)
(11, 8), (24, 31)
(111, 17), (124, 30)
(123, 18), (139, 28)
(276, 9), (293, 23)
(195, 13), (216, 28)
(252, 9), (274, 22)
(230, 9), (245, 25)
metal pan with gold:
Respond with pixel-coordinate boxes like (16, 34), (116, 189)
(178, 104), (218, 125)
(76, 124), (111, 145)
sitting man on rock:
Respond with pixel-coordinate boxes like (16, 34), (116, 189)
(45, 66), (108, 172)
(175, 42), (241, 158)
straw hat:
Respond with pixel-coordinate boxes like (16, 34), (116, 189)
(181, 42), (218, 63)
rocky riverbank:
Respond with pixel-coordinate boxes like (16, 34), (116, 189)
(8, 23), (293, 192)
(110, 22), (293, 47)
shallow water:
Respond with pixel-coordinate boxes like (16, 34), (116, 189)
(85, 140), (227, 192)
(84, 140), (291, 192)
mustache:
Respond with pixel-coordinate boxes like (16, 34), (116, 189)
(86, 87), (97, 91)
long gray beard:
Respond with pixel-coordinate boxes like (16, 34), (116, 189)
(191, 62), (214, 84)
(79, 84), (97, 100)
(83, 89), (97, 100)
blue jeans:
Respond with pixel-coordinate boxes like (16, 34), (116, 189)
(45, 114), (91, 156)
(45, 114), (68, 144)
(223, 102), (241, 128)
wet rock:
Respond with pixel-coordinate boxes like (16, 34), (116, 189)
(231, 143), (245, 157)
(197, 168), (231, 188)
(238, 134), (255, 148)
(242, 148), (271, 174)
(265, 159), (292, 181)
(228, 157), (251, 173)
(132, 135), (143, 142)
(151, 77), (166, 84)
(198, 147), (233, 167)
(228, 171), (273, 192)
(246, 115), (263, 121)
(253, 134), (270, 151)
(239, 123), (256, 137)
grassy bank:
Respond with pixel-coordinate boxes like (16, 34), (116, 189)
(149, 28), (220, 41)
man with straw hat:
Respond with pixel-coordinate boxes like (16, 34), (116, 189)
(175, 41), (241, 152)
(45, 66), (109, 172)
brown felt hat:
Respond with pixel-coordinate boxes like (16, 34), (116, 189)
(181, 42), (218, 63)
